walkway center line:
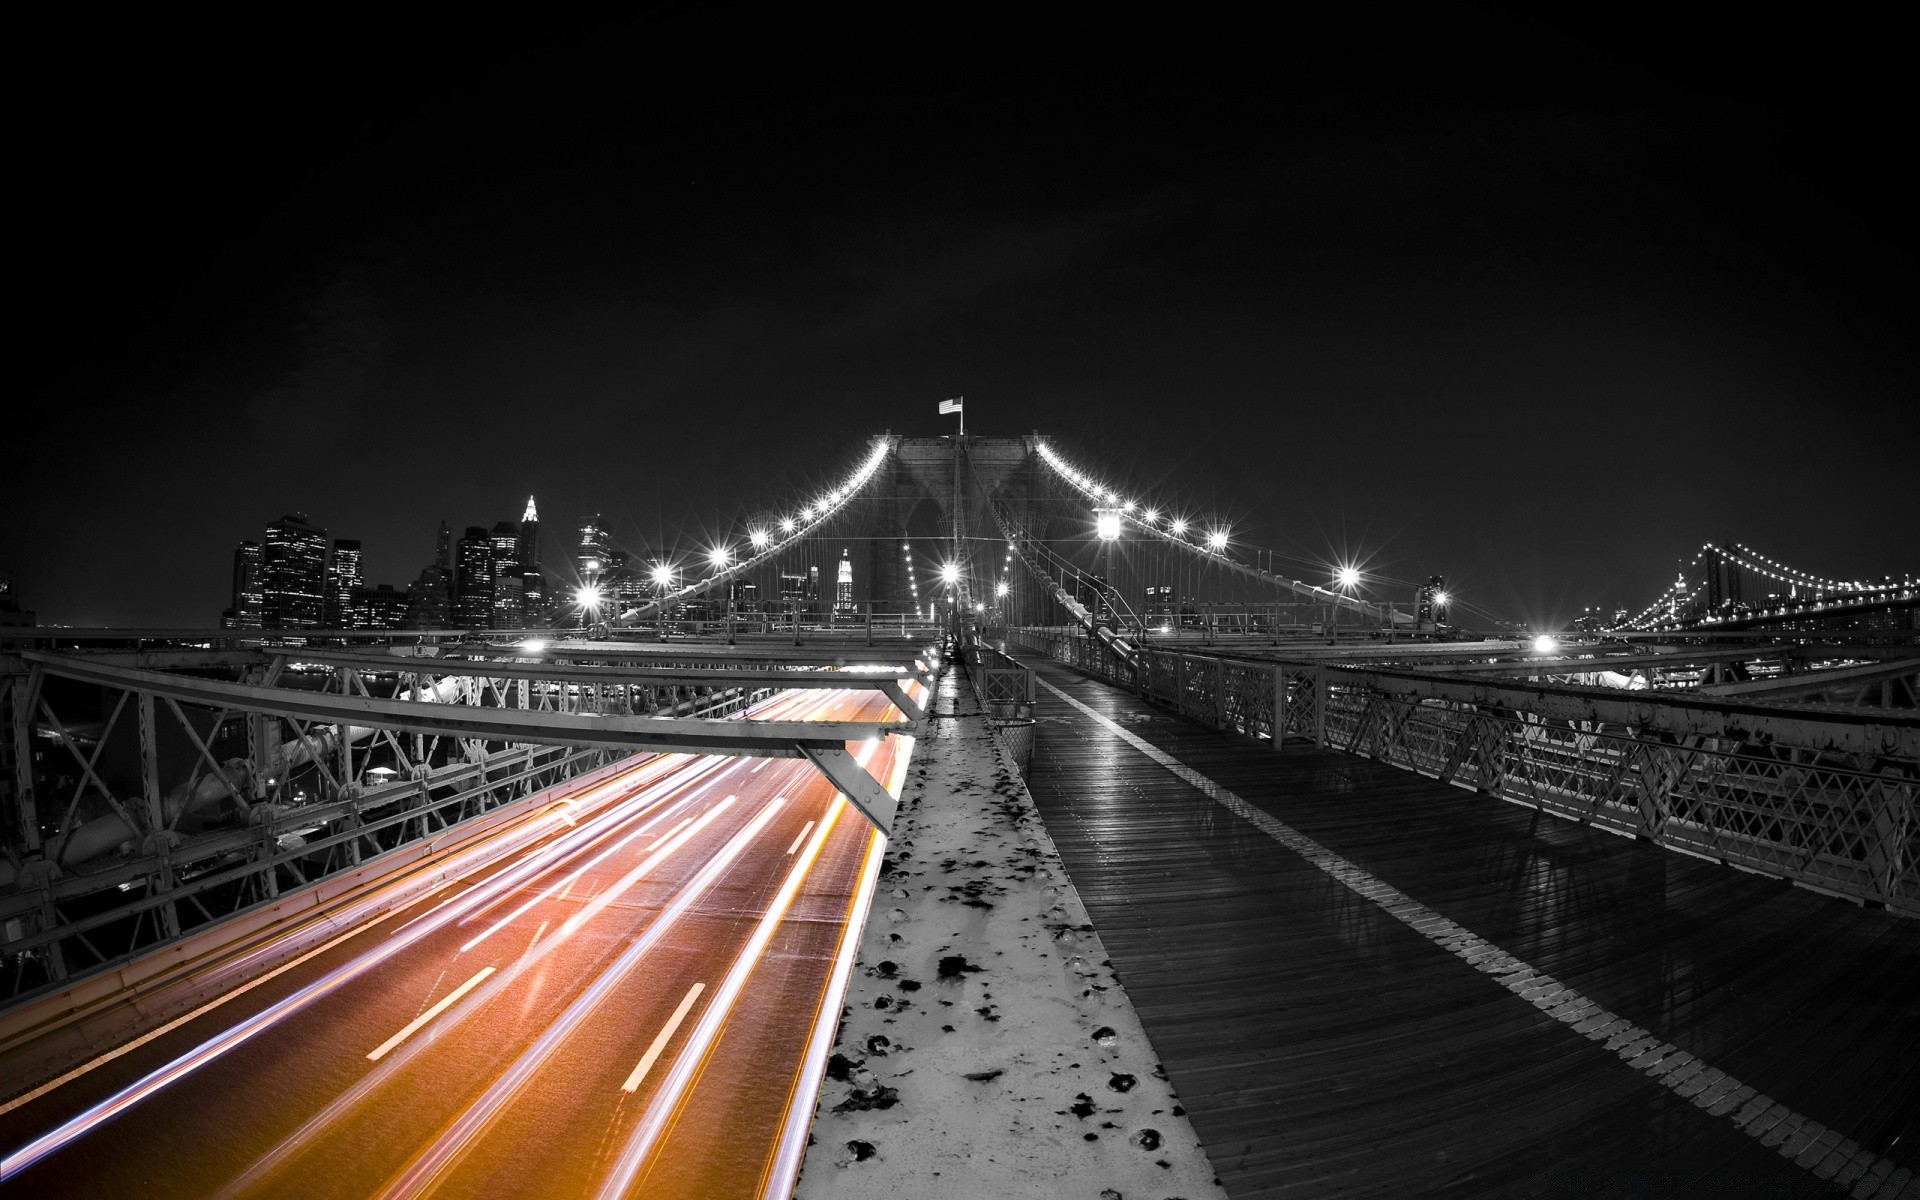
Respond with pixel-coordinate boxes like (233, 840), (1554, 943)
(367, 967), (496, 1062)
(621, 983), (706, 1093)
(1037, 675), (1907, 1196)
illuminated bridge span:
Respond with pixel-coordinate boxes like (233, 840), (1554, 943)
(1, 430), (1915, 1198)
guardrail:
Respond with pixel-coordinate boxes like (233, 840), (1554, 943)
(960, 642), (1037, 774)
(1006, 630), (1920, 918)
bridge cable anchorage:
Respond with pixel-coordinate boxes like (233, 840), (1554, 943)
(1030, 439), (1409, 626)
(613, 435), (894, 625)
(1041, 674), (1914, 1193)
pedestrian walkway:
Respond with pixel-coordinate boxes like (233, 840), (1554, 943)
(1022, 659), (1919, 1199)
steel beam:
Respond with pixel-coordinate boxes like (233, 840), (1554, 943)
(1694, 657), (1920, 700)
(801, 744), (899, 834)
(21, 652), (903, 756)
(286, 648), (930, 690)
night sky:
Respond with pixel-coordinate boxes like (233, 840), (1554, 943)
(12, 6), (1915, 629)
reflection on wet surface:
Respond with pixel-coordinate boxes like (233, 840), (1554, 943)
(1026, 661), (1917, 1197)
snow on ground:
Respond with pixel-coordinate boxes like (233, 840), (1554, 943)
(795, 664), (1226, 1200)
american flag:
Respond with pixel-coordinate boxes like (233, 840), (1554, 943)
(939, 397), (964, 415)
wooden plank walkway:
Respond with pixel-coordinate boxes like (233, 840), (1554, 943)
(1022, 660), (1920, 1199)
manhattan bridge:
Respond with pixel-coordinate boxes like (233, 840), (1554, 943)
(0, 431), (1915, 1198)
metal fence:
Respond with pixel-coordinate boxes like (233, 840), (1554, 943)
(1006, 629), (1920, 917)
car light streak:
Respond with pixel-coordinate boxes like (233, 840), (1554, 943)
(592, 796), (851, 1200)
(375, 797), (790, 1200)
(553, 797), (736, 942)
(763, 827), (888, 1199)
(621, 983), (707, 1093)
(212, 790), (760, 1200)
(1, 756), (720, 1180)
(458, 799), (702, 954)
(367, 967), (497, 1062)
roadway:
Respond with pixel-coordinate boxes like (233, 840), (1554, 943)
(0, 683), (918, 1199)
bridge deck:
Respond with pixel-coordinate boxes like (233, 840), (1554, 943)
(1023, 660), (1919, 1199)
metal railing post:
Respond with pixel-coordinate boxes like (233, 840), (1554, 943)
(1314, 665), (1328, 749)
(1272, 663), (1286, 750)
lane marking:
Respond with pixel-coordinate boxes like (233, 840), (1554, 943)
(373, 798), (788, 1200)
(0, 901), (410, 1122)
(594, 798), (852, 1199)
(620, 983), (706, 1093)
(785, 820), (815, 856)
(752, 758), (771, 773)
(1037, 675), (1908, 1193)
(367, 967), (496, 1062)
(525, 921), (549, 953)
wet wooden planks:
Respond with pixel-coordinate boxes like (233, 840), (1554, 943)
(1023, 661), (1919, 1198)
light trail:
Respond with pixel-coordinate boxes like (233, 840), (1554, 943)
(0, 751), (716, 1180)
(763, 826), (888, 1200)
(3, 681), (924, 1199)
(376, 797), (791, 1200)
(457, 801), (701, 953)
(592, 796), (853, 1200)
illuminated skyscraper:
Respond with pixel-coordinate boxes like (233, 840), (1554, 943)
(351, 583), (410, 630)
(835, 548), (855, 614)
(577, 514), (608, 587)
(228, 541), (264, 629)
(327, 539), (362, 627)
(454, 526), (494, 629)
(262, 513), (328, 629)
(491, 521), (525, 628)
(520, 497), (544, 622)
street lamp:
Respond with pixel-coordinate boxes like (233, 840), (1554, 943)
(709, 546), (731, 569)
(996, 580), (1009, 596)
(750, 529), (770, 549)
(650, 563), (674, 589)
(1208, 529), (1229, 552)
(1171, 518), (1188, 536)
(1337, 566), (1361, 589)
(780, 518), (796, 533)
(1095, 508), (1121, 540)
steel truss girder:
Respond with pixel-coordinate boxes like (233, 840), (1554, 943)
(1342, 662), (1917, 760)
(21, 652), (905, 756)
(801, 745), (899, 834)
(285, 648), (933, 711)
(0, 745), (595, 932)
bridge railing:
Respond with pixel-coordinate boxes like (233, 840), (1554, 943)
(1005, 629), (1920, 918)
